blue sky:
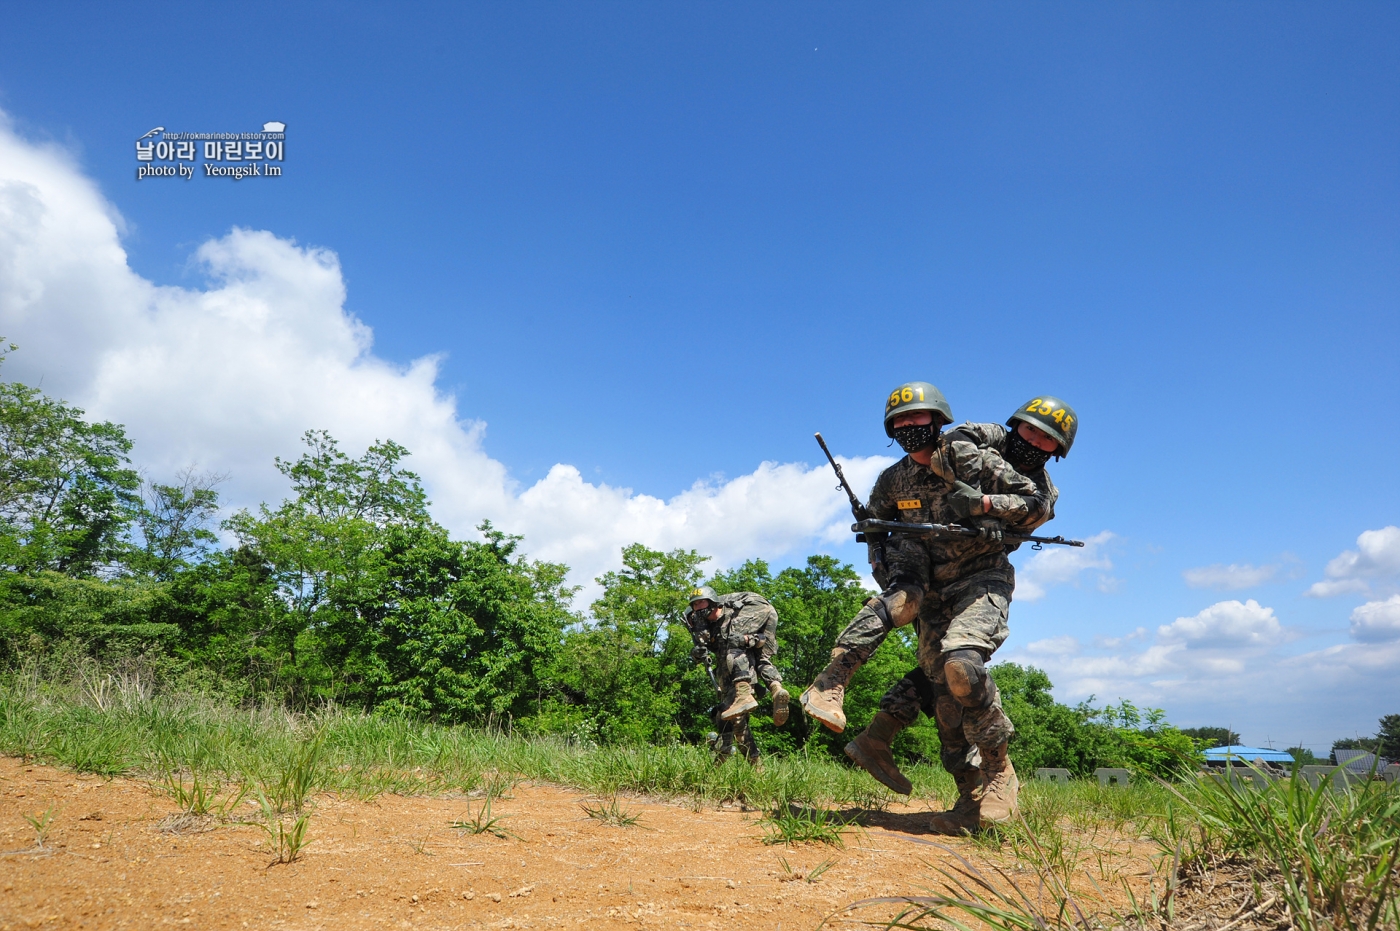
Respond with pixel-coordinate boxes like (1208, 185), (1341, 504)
(0, 3), (1397, 750)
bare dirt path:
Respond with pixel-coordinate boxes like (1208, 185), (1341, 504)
(0, 756), (1147, 930)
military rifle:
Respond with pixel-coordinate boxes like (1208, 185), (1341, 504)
(816, 432), (893, 586)
(851, 518), (1085, 550)
(702, 653), (721, 694)
(814, 432), (869, 523)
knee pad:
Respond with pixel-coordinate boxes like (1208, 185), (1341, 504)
(869, 583), (923, 630)
(943, 649), (991, 709)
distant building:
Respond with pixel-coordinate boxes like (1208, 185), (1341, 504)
(1333, 749), (1390, 775)
(1202, 745), (1295, 767)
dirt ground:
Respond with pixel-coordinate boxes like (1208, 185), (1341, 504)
(0, 756), (1155, 931)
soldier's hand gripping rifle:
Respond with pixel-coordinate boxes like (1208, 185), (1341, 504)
(851, 518), (1085, 550)
(815, 433), (891, 586)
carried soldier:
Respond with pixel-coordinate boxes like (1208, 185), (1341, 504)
(684, 586), (790, 764)
(803, 383), (1079, 833)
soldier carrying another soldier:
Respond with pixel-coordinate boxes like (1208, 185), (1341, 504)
(684, 586), (790, 764)
(802, 383), (1077, 832)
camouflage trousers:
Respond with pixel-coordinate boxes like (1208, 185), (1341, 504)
(712, 669), (761, 763)
(724, 647), (782, 688)
(831, 573), (1016, 776)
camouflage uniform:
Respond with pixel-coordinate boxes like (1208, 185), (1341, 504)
(684, 591), (782, 762)
(827, 431), (1050, 673)
(877, 423), (1059, 779)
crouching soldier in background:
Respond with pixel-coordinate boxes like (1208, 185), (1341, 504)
(684, 586), (790, 764)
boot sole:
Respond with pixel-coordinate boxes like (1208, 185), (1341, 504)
(771, 691), (789, 726)
(843, 741), (912, 795)
(798, 690), (845, 733)
(719, 697), (758, 721)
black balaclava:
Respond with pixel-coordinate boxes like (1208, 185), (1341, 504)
(1005, 428), (1053, 473)
(892, 422), (940, 454)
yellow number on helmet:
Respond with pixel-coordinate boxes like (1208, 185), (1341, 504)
(1051, 408), (1065, 423)
(901, 387), (913, 402)
(1025, 398), (1042, 412)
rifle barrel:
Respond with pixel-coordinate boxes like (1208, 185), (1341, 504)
(851, 518), (1085, 548)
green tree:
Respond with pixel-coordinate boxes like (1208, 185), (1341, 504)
(1180, 726), (1242, 748)
(537, 544), (706, 744)
(0, 374), (140, 575)
(128, 469), (224, 580)
(1286, 746), (1321, 766)
(707, 556), (924, 757)
(1378, 714), (1400, 762)
(223, 431), (572, 717)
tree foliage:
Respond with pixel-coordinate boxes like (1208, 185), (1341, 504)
(0, 362), (1228, 777)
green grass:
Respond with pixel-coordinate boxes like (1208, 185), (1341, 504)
(761, 805), (854, 846)
(580, 795), (643, 827)
(0, 673), (956, 810)
(449, 779), (516, 839)
(1162, 766), (1400, 931)
(849, 766), (1400, 931)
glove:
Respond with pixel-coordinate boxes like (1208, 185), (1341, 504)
(690, 645), (708, 663)
(948, 481), (985, 520)
(975, 519), (1004, 544)
(728, 633), (757, 649)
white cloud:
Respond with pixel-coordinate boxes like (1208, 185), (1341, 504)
(1015, 530), (1115, 602)
(1306, 526), (1400, 597)
(1157, 599), (1288, 648)
(1182, 562), (1277, 590)
(1093, 627), (1147, 650)
(0, 114), (893, 596)
(1024, 635), (1080, 657)
(1304, 578), (1369, 598)
(1350, 595), (1400, 643)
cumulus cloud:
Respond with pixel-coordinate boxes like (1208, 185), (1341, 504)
(1015, 531), (1115, 602)
(1182, 562), (1278, 590)
(1306, 526), (1400, 598)
(0, 114), (893, 595)
(1350, 595), (1400, 643)
(1157, 599), (1288, 648)
(1024, 635), (1080, 657)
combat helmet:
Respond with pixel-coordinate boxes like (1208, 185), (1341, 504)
(688, 586), (721, 608)
(882, 382), (953, 438)
(1007, 395), (1077, 456)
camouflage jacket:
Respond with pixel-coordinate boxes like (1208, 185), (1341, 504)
(683, 591), (778, 658)
(869, 432), (1048, 588)
(944, 421), (1058, 535)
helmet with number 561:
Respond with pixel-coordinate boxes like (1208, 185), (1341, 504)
(882, 382), (953, 437)
(1007, 395), (1078, 457)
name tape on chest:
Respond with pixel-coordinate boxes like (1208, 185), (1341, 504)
(896, 499), (923, 510)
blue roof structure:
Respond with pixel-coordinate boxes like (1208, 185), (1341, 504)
(1203, 745), (1295, 763)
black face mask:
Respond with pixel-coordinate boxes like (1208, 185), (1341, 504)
(1005, 429), (1053, 473)
(892, 423), (939, 454)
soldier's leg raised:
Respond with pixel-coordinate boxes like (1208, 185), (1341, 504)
(720, 650), (759, 721)
(800, 582), (923, 733)
(756, 655), (789, 726)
